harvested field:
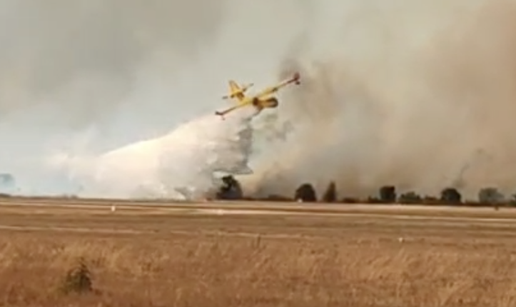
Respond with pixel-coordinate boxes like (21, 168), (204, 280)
(0, 199), (515, 306)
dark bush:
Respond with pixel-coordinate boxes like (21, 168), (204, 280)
(294, 183), (317, 202)
(60, 258), (93, 295)
(265, 194), (293, 202)
(366, 196), (384, 204)
(341, 197), (359, 203)
(240, 196), (257, 201)
(440, 187), (462, 204)
(422, 196), (439, 204)
(508, 194), (516, 206)
(478, 187), (505, 205)
(398, 191), (422, 204)
(379, 186), (397, 203)
(321, 181), (337, 203)
(462, 200), (482, 207)
(215, 176), (243, 200)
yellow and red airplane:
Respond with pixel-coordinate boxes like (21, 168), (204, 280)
(215, 72), (301, 119)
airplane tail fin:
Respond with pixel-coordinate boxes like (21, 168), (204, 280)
(223, 80), (242, 100)
(223, 81), (253, 100)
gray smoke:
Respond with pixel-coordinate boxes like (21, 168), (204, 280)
(0, 0), (309, 194)
(3, 0), (516, 199)
(244, 0), (516, 199)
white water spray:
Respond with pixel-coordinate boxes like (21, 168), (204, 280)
(0, 0), (307, 197)
(49, 107), (258, 200)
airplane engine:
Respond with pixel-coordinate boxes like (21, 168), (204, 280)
(259, 97), (279, 109)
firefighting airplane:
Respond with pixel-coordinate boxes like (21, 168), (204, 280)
(215, 72), (301, 119)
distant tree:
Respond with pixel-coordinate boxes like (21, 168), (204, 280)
(294, 183), (317, 202)
(440, 187), (462, 204)
(322, 181), (338, 203)
(215, 176), (243, 200)
(379, 186), (397, 203)
(478, 187), (505, 205)
(398, 191), (422, 204)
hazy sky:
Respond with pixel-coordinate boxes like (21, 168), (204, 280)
(2, 0), (516, 198)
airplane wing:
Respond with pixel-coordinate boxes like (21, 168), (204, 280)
(254, 72), (300, 99)
(215, 100), (252, 118)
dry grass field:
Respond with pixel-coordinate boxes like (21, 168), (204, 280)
(0, 199), (515, 307)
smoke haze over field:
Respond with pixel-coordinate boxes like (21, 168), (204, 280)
(243, 0), (516, 199)
(1, 0), (516, 198)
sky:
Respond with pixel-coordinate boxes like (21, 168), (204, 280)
(1, 0), (516, 199)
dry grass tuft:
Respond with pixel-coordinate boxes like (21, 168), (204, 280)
(59, 257), (94, 295)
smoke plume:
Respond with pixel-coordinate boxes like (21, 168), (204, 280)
(245, 0), (516, 199)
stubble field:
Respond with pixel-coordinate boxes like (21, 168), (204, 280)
(0, 198), (515, 307)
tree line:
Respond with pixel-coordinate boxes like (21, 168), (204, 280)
(215, 175), (515, 207)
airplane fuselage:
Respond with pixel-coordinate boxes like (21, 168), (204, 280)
(215, 72), (299, 119)
(251, 96), (279, 111)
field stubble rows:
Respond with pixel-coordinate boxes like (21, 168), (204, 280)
(0, 199), (515, 306)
